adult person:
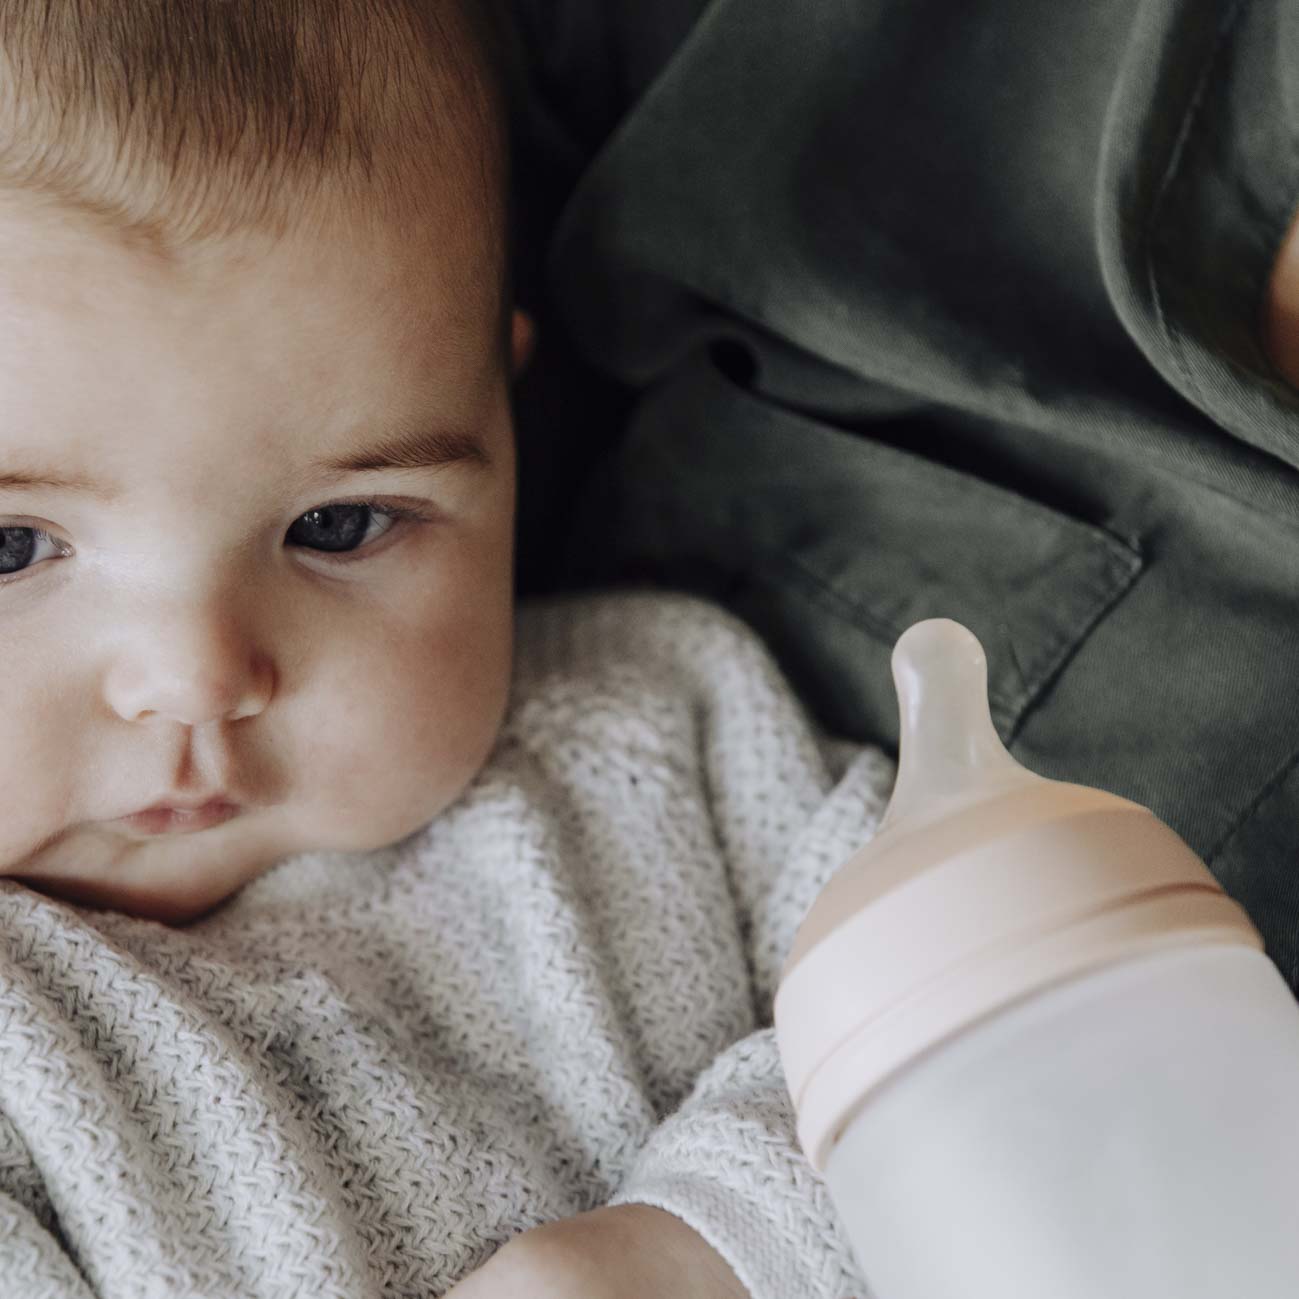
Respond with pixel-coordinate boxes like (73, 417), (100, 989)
(509, 0), (1299, 992)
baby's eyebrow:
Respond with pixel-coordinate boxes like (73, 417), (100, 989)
(313, 424), (492, 479)
(0, 467), (110, 500)
(0, 424), (492, 501)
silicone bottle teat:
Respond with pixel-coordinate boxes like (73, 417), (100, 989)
(875, 619), (1048, 840)
(774, 617), (1263, 1173)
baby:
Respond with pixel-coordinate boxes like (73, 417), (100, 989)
(0, 0), (521, 926)
(0, 3), (890, 1298)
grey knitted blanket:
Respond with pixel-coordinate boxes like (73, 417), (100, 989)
(0, 591), (893, 1298)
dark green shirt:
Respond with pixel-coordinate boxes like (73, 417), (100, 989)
(510, 0), (1299, 991)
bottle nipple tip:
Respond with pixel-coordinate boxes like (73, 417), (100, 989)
(892, 619), (987, 683)
(881, 618), (1038, 833)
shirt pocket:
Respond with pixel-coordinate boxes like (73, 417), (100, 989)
(565, 351), (1144, 746)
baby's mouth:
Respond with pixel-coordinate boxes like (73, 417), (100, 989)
(114, 801), (241, 837)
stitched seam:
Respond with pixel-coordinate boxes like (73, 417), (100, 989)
(1002, 543), (1145, 744)
(1205, 742), (1299, 867)
(750, 533), (1143, 736)
(759, 547), (901, 645)
(624, 477), (1145, 733)
(651, 369), (1149, 568)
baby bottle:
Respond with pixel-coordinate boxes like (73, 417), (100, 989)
(774, 619), (1299, 1299)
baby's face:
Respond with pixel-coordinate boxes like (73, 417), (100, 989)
(0, 193), (522, 922)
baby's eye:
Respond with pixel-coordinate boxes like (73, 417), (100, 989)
(0, 500), (430, 590)
(285, 501), (425, 558)
(0, 525), (70, 583)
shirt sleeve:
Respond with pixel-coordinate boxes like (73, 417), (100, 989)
(608, 745), (896, 1299)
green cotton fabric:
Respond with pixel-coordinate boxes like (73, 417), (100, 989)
(511, 0), (1299, 990)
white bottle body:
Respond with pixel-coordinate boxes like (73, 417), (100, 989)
(822, 943), (1299, 1299)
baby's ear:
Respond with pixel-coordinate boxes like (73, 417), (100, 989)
(510, 308), (536, 378)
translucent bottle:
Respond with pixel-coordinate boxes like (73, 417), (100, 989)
(774, 619), (1299, 1299)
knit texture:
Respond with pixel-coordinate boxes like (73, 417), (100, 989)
(0, 590), (895, 1298)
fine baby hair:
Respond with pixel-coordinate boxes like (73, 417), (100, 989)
(0, 0), (511, 246)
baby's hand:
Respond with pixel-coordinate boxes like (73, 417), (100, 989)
(444, 1203), (750, 1299)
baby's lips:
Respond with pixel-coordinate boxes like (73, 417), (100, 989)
(113, 799), (242, 837)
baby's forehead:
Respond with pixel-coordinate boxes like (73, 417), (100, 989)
(2, 183), (503, 341)
(0, 199), (507, 500)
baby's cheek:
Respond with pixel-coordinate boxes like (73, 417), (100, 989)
(294, 606), (512, 851)
(0, 689), (83, 872)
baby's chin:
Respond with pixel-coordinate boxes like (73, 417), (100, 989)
(3, 780), (468, 923)
(6, 818), (293, 925)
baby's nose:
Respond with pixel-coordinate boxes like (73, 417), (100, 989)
(103, 595), (273, 726)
